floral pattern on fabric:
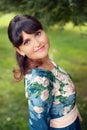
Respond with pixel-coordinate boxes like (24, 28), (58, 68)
(24, 63), (77, 130)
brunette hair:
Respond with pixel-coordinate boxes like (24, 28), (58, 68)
(8, 15), (43, 81)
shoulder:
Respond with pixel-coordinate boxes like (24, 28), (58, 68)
(58, 66), (72, 79)
(24, 68), (52, 98)
(59, 66), (68, 75)
(52, 62), (73, 82)
(51, 60), (68, 76)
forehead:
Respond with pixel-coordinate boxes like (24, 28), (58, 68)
(21, 31), (34, 40)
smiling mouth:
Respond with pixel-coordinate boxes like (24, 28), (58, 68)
(35, 45), (45, 52)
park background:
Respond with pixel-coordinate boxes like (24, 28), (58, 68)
(0, 0), (87, 130)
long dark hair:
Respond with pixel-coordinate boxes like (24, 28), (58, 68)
(8, 15), (43, 81)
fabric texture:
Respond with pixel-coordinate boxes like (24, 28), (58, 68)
(24, 61), (81, 130)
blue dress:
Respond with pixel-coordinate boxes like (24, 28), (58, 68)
(24, 62), (81, 130)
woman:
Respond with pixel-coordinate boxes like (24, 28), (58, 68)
(8, 15), (82, 130)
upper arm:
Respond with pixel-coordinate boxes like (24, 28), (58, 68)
(24, 73), (52, 130)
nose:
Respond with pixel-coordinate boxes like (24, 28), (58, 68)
(34, 38), (41, 48)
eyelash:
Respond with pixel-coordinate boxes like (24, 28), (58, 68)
(35, 31), (41, 36)
(24, 40), (30, 45)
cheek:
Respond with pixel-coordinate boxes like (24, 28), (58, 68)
(42, 36), (50, 45)
(46, 38), (50, 48)
(24, 48), (32, 57)
(45, 36), (50, 46)
(48, 42), (50, 48)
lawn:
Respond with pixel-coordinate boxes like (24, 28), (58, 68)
(0, 14), (87, 130)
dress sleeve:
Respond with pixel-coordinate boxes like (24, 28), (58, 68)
(24, 73), (52, 130)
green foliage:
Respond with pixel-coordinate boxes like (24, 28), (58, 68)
(0, 0), (87, 26)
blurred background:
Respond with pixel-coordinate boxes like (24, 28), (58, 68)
(0, 0), (87, 130)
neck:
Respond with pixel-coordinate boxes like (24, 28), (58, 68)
(38, 55), (54, 70)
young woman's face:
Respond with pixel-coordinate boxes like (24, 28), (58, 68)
(17, 30), (50, 60)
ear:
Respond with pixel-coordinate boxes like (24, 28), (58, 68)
(15, 47), (25, 56)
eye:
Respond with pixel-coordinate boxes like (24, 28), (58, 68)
(35, 31), (41, 37)
(23, 39), (30, 45)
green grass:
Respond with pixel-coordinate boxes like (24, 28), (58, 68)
(0, 13), (87, 130)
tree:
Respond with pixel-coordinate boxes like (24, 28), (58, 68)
(0, 0), (87, 26)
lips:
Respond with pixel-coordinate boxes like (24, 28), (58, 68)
(35, 45), (45, 52)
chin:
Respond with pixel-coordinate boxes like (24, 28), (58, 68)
(33, 53), (48, 60)
(39, 52), (48, 58)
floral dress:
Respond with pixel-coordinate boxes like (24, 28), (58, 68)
(24, 61), (81, 130)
